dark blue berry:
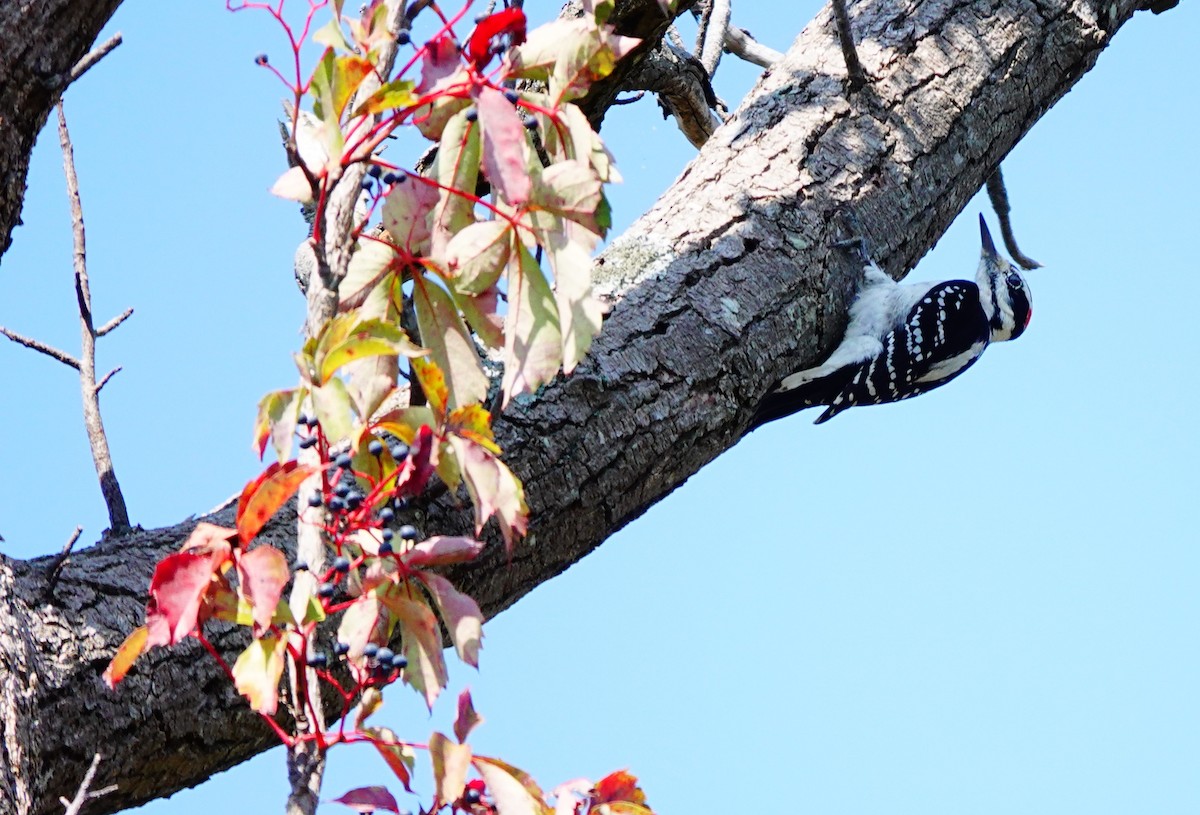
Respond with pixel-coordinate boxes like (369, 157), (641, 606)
(523, 114), (538, 130)
(334, 641), (350, 656)
(363, 642), (379, 658)
(299, 435), (318, 449)
(307, 652), (328, 668)
(378, 507), (395, 524)
(367, 163), (383, 178)
(335, 453), (353, 470)
(504, 89), (519, 104)
(318, 582), (336, 598)
(333, 555), (351, 573)
(381, 528), (395, 542)
(393, 497), (409, 510)
(334, 483), (352, 498)
(254, 54), (269, 66)
(376, 646), (395, 664)
(328, 496), (346, 512)
(360, 177), (375, 191)
(378, 540), (393, 555)
(297, 412), (309, 425)
(381, 172), (399, 186)
(463, 788), (482, 805)
(345, 491), (363, 510)
(390, 443), (409, 460)
(390, 653), (408, 670)
(396, 29), (411, 45)
(307, 492), (323, 507)
(398, 524), (418, 541)
(465, 107), (478, 122)
(368, 439), (384, 456)
(306, 414), (320, 428)
(294, 560), (309, 572)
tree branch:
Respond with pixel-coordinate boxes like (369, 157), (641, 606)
(0, 327), (81, 369)
(0, 0), (1155, 813)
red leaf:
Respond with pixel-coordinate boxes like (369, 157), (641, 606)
(394, 424), (436, 498)
(418, 34), (461, 94)
(236, 460), (319, 544)
(475, 85), (531, 205)
(402, 535), (484, 567)
(330, 786), (401, 814)
(466, 8), (527, 70)
(236, 546), (289, 637)
(454, 688), (485, 743)
(145, 552), (219, 646)
(593, 771), (647, 806)
(368, 727), (416, 792)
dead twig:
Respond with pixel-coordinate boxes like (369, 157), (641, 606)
(68, 33), (124, 86)
(58, 102), (132, 534)
(694, 0), (731, 77)
(724, 26), (782, 69)
(0, 327), (80, 368)
(42, 526), (84, 602)
(831, 0), (868, 91)
(986, 167), (1043, 270)
(60, 752), (117, 815)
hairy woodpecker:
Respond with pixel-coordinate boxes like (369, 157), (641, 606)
(747, 215), (1032, 430)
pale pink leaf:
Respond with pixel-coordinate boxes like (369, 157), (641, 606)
(422, 572), (484, 667)
(402, 535), (485, 567)
(330, 786), (401, 814)
(502, 244), (562, 404)
(455, 688), (485, 744)
(430, 731), (473, 805)
(475, 85), (531, 205)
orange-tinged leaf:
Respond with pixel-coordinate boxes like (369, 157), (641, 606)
(352, 78), (418, 117)
(320, 317), (425, 383)
(412, 276), (488, 410)
(410, 356), (450, 420)
(430, 731), (472, 805)
(475, 85), (531, 205)
(103, 624), (149, 688)
(448, 403), (500, 453)
(236, 461), (319, 544)
(233, 632), (287, 715)
(236, 546), (290, 637)
(474, 756), (548, 815)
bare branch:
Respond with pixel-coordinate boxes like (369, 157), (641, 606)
(831, 0), (868, 91)
(60, 752), (115, 815)
(94, 366), (122, 394)
(0, 326), (81, 369)
(67, 32), (123, 86)
(986, 167), (1043, 269)
(95, 307), (133, 337)
(696, 0), (731, 76)
(58, 101), (131, 534)
(628, 39), (721, 148)
(724, 26), (782, 68)
(41, 526), (84, 602)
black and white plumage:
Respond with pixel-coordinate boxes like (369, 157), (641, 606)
(748, 215), (1032, 430)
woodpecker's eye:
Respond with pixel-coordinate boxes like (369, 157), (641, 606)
(1006, 271), (1023, 289)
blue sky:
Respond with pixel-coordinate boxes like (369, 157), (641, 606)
(2, 2), (1197, 813)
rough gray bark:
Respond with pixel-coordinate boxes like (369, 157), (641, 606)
(0, 1), (123, 260)
(0, 0), (1156, 812)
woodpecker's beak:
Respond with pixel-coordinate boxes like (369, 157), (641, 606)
(979, 214), (999, 260)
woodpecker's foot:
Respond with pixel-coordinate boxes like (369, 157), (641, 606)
(829, 207), (870, 264)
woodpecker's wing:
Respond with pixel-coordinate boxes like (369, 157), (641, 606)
(812, 280), (990, 423)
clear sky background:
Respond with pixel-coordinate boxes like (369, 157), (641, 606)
(2, 1), (1197, 813)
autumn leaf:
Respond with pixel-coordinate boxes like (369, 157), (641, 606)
(309, 49), (374, 123)
(402, 535), (485, 567)
(352, 78), (418, 117)
(394, 423), (437, 498)
(454, 688), (485, 744)
(410, 356), (451, 420)
(336, 594), (391, 664)
(330, 786), (401, 814)
(593, 771), (648, 806)
(236, 460), (319, 545)
(535, 160), (605, 236)
(449, 435), (529, 551)
(465, 8), (527, 70)
(368, 727), (416, 791)
(430, 731), (473, 805)
(542, 223), (604, 374)
(232, 632), (287, 716)
(381, 587), (447, 709)
(236, 545), (290, 637)
(457, 285), (506, 349)
(311, 376), (355, 444)
(412, 272), (488, 409)
(475, 84), (531, 206)
(422, 572), (484, 667)
(102, 625), (149, 688)
(447, 403), (500, 453)
(270, 165), (315, 204)
(340, 242), (398, 311)
(502, 244), (562, 404)
(253, 388), (304, 464)
(474, 756), (548, 815)
(432, 109), (482, 258)
(414, 35), (470, 140)
(319, 316), (425, 383)
(382, 174), (439, 254)
(145, 551), (220, 646)
(446, 219), (512, 294)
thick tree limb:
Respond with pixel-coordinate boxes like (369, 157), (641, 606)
(0, 0), (1154, 812)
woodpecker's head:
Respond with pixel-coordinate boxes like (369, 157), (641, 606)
(977, 215), (1032, 342)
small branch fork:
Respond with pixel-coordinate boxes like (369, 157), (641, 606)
(1, 54), (134, 537)
(60, 753), (117, 815)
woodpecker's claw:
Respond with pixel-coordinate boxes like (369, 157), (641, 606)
(829, 207), (870, 264)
